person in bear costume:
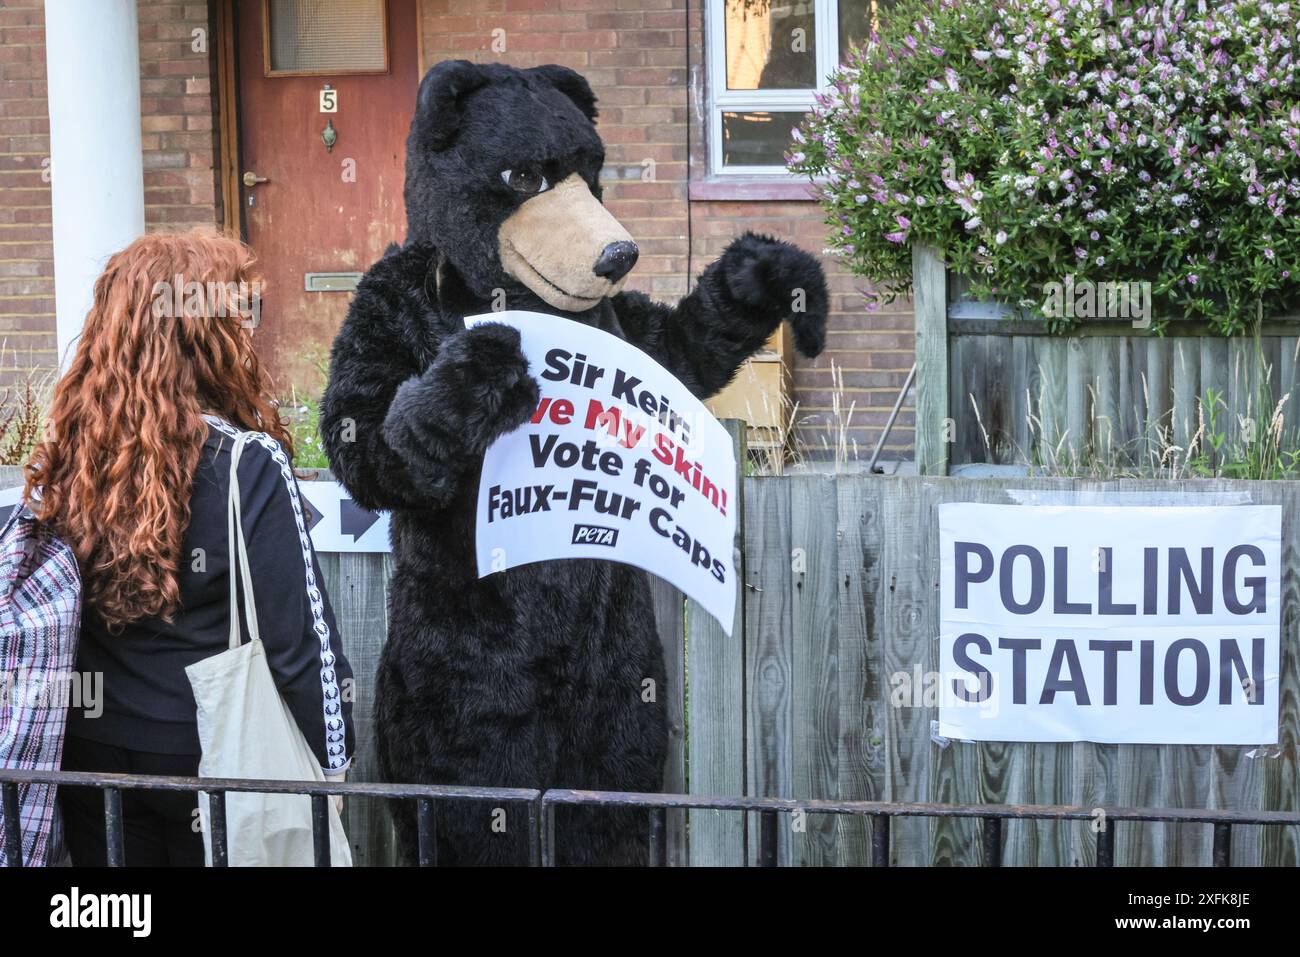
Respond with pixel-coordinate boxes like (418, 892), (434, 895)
(321, 60), (828, 865)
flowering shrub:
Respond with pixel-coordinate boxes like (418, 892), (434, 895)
(791, 0), (1300, 334)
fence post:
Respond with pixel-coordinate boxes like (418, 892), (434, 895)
(981, 817), (1002, 867)
(758, 810), (779, 867)
(1096, 821), (1115, 867)
(311, 794), (331, 867)
(912, 244), (949, 475)
(648, 807), (667, 867)
(1212, 822), (1232, 867)
(103, 788), (125, 867)
(525, 797), (542, 867)
(871, 814), (891, 867)
(208, 790), (229, 867)
(2, 782), (22, 866)
(541, 800), (557, 867)
(417, 797), (437, 867)
(687, 419), (747, 866)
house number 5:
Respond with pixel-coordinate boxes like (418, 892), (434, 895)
(320, 86), (338, 113)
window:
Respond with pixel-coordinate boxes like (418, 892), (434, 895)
(265, 0), (389, 76)
(705, 0), (889, 176)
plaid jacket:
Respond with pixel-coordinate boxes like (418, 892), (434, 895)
(0, 506), (81, 867)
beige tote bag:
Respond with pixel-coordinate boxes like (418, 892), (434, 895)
(185, 430), (352, 867)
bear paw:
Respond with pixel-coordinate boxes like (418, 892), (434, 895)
(385, 322), (540, 470)
(718, 232), (828, 358)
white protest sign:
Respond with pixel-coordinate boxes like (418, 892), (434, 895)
(938, 503), (1280, 745)
(466, 310), (738, 633)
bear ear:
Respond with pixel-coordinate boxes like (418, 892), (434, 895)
(414, 60), (489, 150)
(529, 64), (599, 123)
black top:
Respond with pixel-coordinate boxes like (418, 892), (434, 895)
(67, 417), (355, 774)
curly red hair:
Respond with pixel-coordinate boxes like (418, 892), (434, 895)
(25, 230), (294, 630)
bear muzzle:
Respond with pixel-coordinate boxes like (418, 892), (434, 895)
(498, 173), (638, 312)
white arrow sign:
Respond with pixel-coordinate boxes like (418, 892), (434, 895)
(0, 482), (388, 555)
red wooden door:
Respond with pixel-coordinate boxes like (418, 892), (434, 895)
(236, 0), (419, 390)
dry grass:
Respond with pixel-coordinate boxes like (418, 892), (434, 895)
(0, 345), (54, 468)
(975, 338), (1300, 480)
(735, 359), (863, 476)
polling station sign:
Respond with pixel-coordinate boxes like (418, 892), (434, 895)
(466, 311), (737, 633)
(938, 504), (1281, 745)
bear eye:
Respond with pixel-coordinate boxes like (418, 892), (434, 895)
(501, 168), (550, 195)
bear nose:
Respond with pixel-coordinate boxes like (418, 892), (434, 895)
(593, 241), (639, 284)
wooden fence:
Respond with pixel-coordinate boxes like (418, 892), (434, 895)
(12, 464), (1296, 867)
(315, 473), (1299, 867)
(912, 245), (1300, 474)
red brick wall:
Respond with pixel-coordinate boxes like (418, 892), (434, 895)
(419, 0), (915, 461)
(0, 0), (915, 459)
(688, 201), (916, 462)
(0, 0), (222, 381)
(0, 0), (55, 380)
(419, 0), (693, 304)
(137, 1), (223, 232)
(678, 2), (913, 462)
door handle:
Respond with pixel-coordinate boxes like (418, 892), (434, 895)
(242, 171), (268, 187)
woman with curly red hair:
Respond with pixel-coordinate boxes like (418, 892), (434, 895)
(26, 230), (354, 865)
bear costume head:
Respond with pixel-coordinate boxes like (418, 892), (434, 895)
(404, 60), (639, 314)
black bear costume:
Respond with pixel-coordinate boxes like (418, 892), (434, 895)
(321, 60), (828, 865)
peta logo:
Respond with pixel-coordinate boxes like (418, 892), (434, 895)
(50, 887), (151, 937)
(572, 523), (618, 547)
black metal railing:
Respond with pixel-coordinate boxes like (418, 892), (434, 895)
(0, 769), (540, 868)
(543, 789), (1300, 866)
(4, 768), (1299, 867)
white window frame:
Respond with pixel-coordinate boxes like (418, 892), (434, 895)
(705, 0), (844, 177)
